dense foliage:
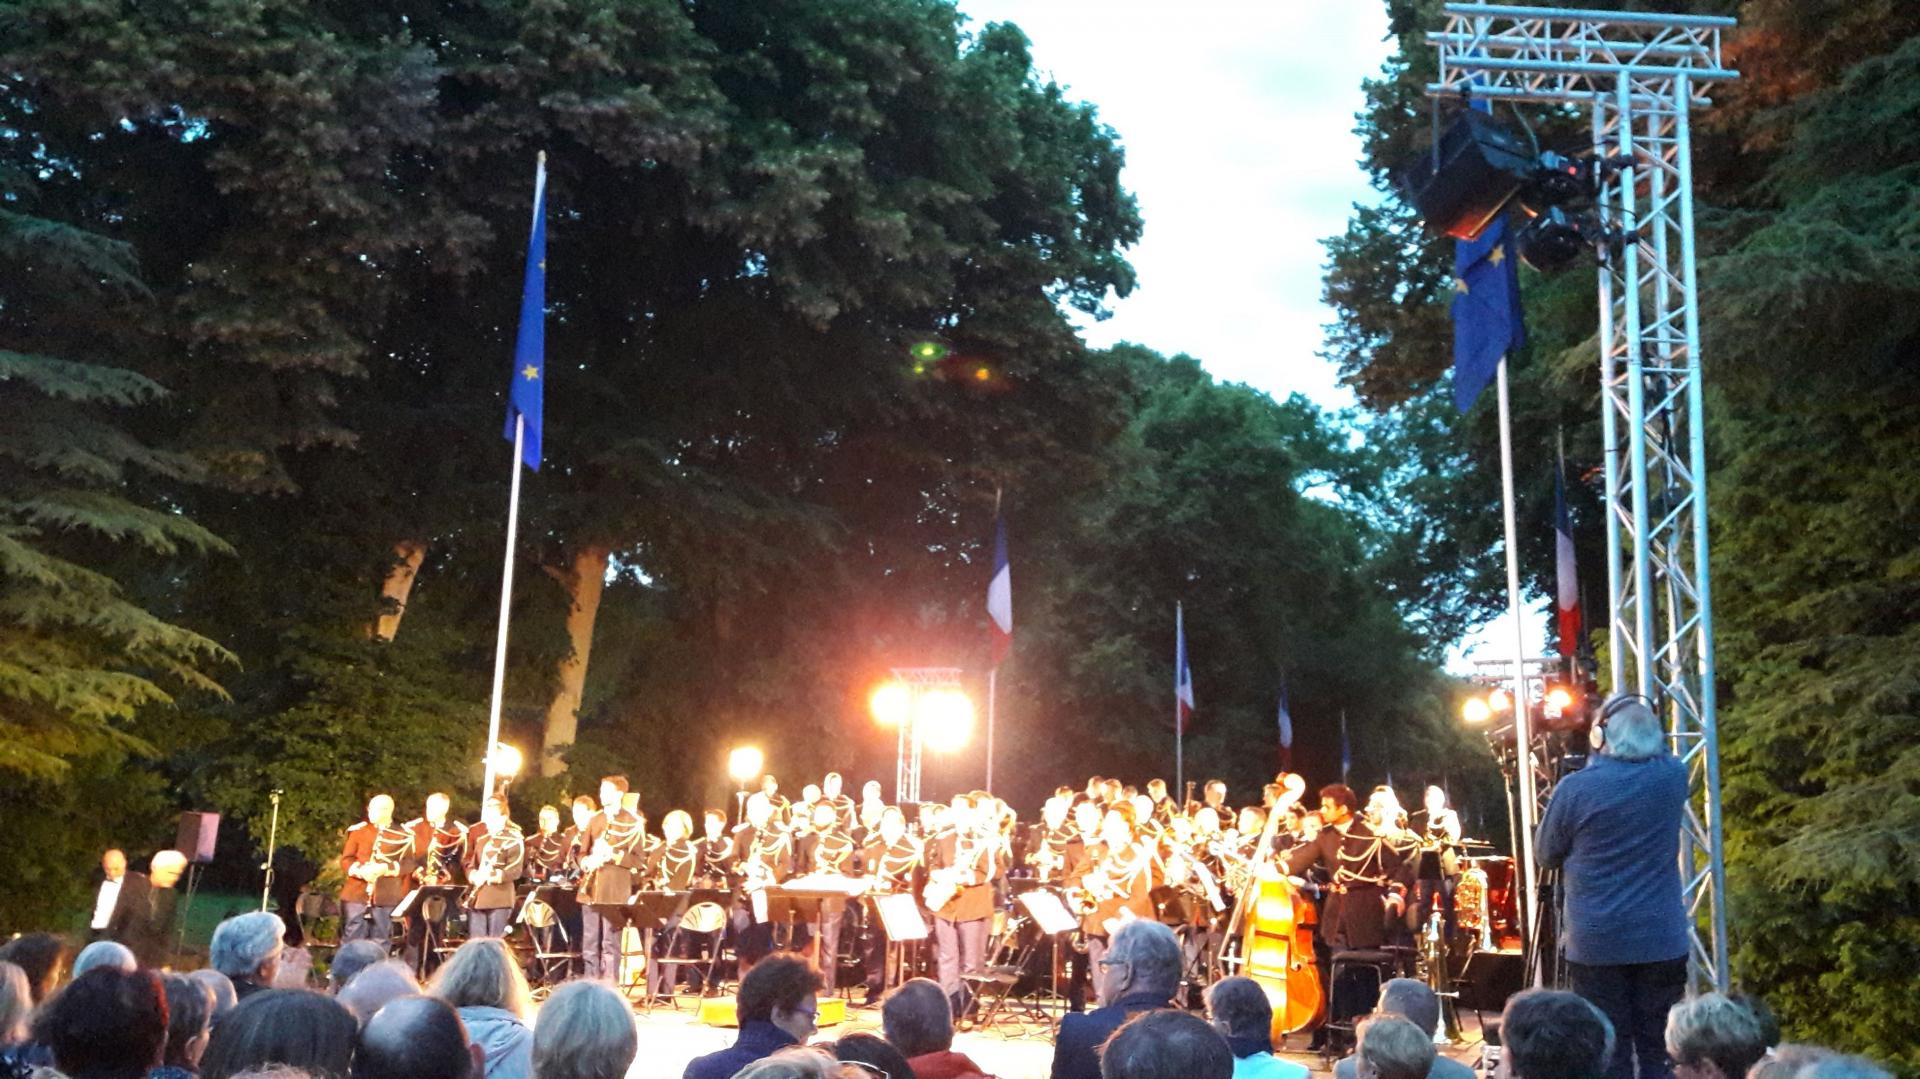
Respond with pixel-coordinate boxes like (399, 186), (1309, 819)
(1327, 1), (1920, 1069)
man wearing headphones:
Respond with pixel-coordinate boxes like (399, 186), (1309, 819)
(1536, 694), (1690, 1079)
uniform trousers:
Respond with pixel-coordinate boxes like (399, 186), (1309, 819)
(469, 906), (511, 938)
(340, 903), (391, 949)
(582, 904), (635, 982)
(810, 910), (845, 989)
(933, 915), (988, 1010)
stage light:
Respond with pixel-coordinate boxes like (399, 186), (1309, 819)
(1462, 696), (1493, 725)
(1488, 687), (1513, 713)
(918, 688), (974, 752)
(727, 746), (764, 785)
(909, 340), (948, 362)
(1545, 685), (1576, 715)
(488, 742), (523, 780)
(1516, 206), (1593, 273)
(870, 681), (912, 728)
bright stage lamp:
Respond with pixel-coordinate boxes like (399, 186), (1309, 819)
(918, 688), (975, 752)
(489, 742), (523, 779)
(1545, 685), (1576, 714)
(1487, 687), (1513, 713)
(728, 746), (764, 785)
(1461, 696), (1493, 725)
(869, 681), (912, 728)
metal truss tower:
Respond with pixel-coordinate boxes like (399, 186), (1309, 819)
(1427, 4), (1738, 992)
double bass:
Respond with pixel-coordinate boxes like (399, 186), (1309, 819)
(1214, 774), (1325, 1040)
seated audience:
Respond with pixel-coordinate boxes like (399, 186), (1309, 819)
(730, 1048), (849, 1078)
(31, 966), (168, 1079)
(336, 961), (419, 1025)
(154, 972), (216, 1079)
(1051, 919), (1183, 1079)
(198, 989), (357, 1079)
(1204, 976), (1307, 1079)
(881, 977), (987, 1079)
(326, 942), (388, 995)
(1749, 1045), (1836, 1079)
(71, 940), (137, 979)
(1098, 1008), (1234, 1079)
(1665, 993), (1769, 1079)
(0, 935), (67, 1004)
(1499, 989), (1614, 1079)
(529, 980), (635, 1079)
(188, 970), (239, 1023)
(428, 938), (532, 1079)
(683, 952), (823, 1079)
(829, 1032), (917, 1079)
(0, 961), (39, 1077)
(1333, 980), (1473, 1079)
(1353, 1016), (1434, 1079)
(353, 995), (482, 1079)
(208, 914), (286, 1001)
(1792, 1054), (1894, 1079)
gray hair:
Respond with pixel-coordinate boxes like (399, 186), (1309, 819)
(1108, 919), (1182, 998)
(1666, 992), (1768, 1079)
(160, 973), (214, 1068)
(327, 939), (387, 992)
(1597, 695), (1667, 761)
(209, 912), (284, 979)
(71, 940), (137, 978)
(531, 979), (637, 1079)
(881, 977), (954, 1057)
(1377, 978), (1441, 1037)
(1358, 1014), (1436, 1079)
(337, 960), (420, 1024)
(1204, 976), (1272, 1041)
(0, 962), (29, 1043)
(189, 968), (238, 1018)
(1099, 1009), (1234, 1079)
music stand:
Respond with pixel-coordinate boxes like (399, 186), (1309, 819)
(514, 884), (579, 990)
(394, 885), (465, 980)
(869, 892), (928, 996)
(1017, 889), (1078, 1030)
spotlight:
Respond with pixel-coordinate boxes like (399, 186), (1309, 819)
(1488, 687), (1513, 713)
(869, 682), (911, 729)
(728, 746), (764, 785)
(1516, 206), (1595, 273)
(1462, 696), (1493, 725)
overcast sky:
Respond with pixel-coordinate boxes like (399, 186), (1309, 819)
(952, 0), (1549, 668)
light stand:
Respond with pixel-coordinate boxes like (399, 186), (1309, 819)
(260, 789), (283, 912)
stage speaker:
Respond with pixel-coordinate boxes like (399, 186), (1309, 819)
(176, 811), (220, 865)
(1458, 949), (1525, 1013)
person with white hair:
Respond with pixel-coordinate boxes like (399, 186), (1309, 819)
(1536, 693), (1689, 1079)
(70, 939), (137, 978)
(530, 979), (636, 1079)
(1050, 918), (1184, 1079)
(208, 912), (285, 1001)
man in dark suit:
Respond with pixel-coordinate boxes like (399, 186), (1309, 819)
(116, 850), (187, 967)
(1049, 917), (1182, 1079)
(99, 852), (154, 951)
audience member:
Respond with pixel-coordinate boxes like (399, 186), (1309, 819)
(730, 1047), (848, 1078)
(1536, 695), (1689, 1079)
(1748, 1045), (1836, 1079)
(31, 966), (168, 1079)
(353, 995), (482, 1079)
(683, 952), (822, 1079)
(1098, 1008), (1234, 1079)
(1665, 993), (1769, 1079)
(529, 980), (635, 1079)
(828, 1033), (916, 1079)
(228, 1069), (317, 1079)
(188, 970), (238, 1022)
(429, 938), (532, 1079)
(208, 914), (286, 1002)
(1204, 976), (1306, 1079)
(0, 934), (67, 1004)
(335, 961), (419, 1025)
(1498, 989), (1614, 1079)
(199, 989), (356, 1079)
(1727, 993), (1779, 1052)
(881, 976), (986, 1078)
(1333, 980), (1473, 1079)
(1354, 1016), (1434, 1079)
(154, 973), (216, 1078)
(1794, 1055), (1894, 1079)
(0, 961), (38, 1079)
(326, 942), (387, 995)
(1051, 919), (1182, 1079)
(71, 940), (137, 979)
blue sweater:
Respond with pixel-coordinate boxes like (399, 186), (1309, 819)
(1535, 752), (1690, 965)
(683, 1020), (797, 1079)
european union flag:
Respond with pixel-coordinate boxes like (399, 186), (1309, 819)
(506, 155), (547, 471)
(1451, 210), (1525, 413)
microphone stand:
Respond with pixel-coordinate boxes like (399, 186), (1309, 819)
(261, 789), (284, 912)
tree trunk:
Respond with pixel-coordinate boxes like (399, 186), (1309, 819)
(368, 541), (428, 642)
(541, 545), (611, 776)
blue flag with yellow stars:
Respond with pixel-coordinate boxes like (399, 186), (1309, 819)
(506, 155), (547, 470)
(1451, 210), (1525, 413)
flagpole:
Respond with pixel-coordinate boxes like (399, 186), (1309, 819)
(482, 414), (527, 802)
(1496, 355), (1542, 983)
(1174, 603), (1184, 799)
(986, 667), (997, 794)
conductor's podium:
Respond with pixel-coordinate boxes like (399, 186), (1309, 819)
(698, 995), (847, 1028)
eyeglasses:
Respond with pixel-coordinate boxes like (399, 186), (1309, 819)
(842, 1064), (890, 1079)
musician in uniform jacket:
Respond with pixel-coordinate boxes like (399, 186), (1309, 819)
(859, 806), (923, 1005)
(697, 810), (734, 886)
(339, 793), (415, 949)
(525, 804), (573, 881)
(462, 797), (526, 937)
(730, 792), (793, 976)
(642, 809), (702, 1002)
(402, 791), (467, 974)
(926, 793), (996, 1018)
(578, 775), (649, 982)
(796, 802), (857, 989)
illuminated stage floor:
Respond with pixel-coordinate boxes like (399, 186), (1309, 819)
(623, 995), (1488, 1079)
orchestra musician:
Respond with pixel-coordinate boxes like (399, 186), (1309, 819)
(1284, 783), (1411, 1039)
(643, 809), (701, 1003)
(578, 776), (648, 981)
(1202, 779), (1228, 817)
(403, 791), (467, 973)
(1070, 804), (1158, 1009)
(925, 793), (996, 1019)
(857, 781), (888, 838)
(1145, 778), (1178, 826)
(462, 796), (525, 937)
(698, 809), (734, 886)
(1408, 785), (1463, 937)
(1031, 796), (1076, 884)
(796, 801), (857, 990)
(339, 793), (413, 948)
(859, 805), (923, 1006)
(731, 792), (793, 976)
(821, 772), (858, 832)
(525, 804), (572, 881)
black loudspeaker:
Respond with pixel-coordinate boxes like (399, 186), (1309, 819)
(1458, 949), (1526, 1013)
(1395, 107), (1536, 240)
(176, 811), (220, 865)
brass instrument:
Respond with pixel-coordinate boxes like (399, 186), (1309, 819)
(462, 826), (521, 907)
(923, 828), (984, 911)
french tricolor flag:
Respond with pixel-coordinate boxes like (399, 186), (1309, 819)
(987, 510), (1012, 666)
(1554, 458), (1583, 657)
(1175, 603), (1196, 734)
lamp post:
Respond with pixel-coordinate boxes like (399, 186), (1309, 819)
(728, 746), (763, 826)
(487, 742), (523, 803)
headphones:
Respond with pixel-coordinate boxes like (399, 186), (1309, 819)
(1590, 693), (1656, 752)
